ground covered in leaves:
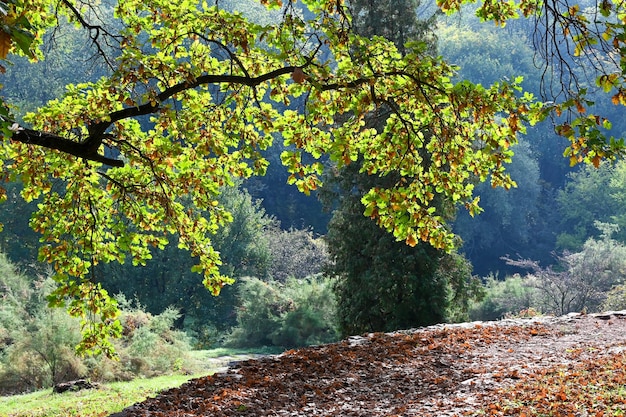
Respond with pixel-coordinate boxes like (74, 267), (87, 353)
(111, 312), (626, 416)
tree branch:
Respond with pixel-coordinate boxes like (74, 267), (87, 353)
(10, 59), (435, 168)
(10, 128), (124, 167)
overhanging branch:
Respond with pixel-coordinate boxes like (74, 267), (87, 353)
(9, 61), (432, 167)
(10, 128), (124, 167)
(9, 67), (300, 167)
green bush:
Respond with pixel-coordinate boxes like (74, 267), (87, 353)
(600, 284), (626, 311)
(0, 253), (193, 394)
(469, 274), (538, 321)
(109, 296), (192, 378)
(225, 275), (339, 349)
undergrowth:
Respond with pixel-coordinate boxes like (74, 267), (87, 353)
(0, 348), (276, 417)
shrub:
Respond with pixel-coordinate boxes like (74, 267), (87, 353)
(0, 254), (193, 394)
(437, 251), (484, 323)
(600, 284), (626, 311)
(469, 274), (538, 321)
(112, 296), (192, 377)
(225, 275), (339, 349)
(505, 222), (626, 315)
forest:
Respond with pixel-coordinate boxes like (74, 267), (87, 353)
(3, 0), (626, 400)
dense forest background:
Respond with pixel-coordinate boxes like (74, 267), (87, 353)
(3, 0), (626, 395)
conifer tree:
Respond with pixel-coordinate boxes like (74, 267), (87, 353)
(325, 0), (474, 335)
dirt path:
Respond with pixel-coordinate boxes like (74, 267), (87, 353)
(110, 312), (626, 416)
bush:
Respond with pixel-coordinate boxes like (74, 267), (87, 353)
(600, 284), (626, 311)
(0, 334), (86, 395)
(225, 275), (339, 349)
(109, 296), (192, 378)
(0, 254), (193, 394)
(469, 274), (538, 321)
(505, 222), (626, 315)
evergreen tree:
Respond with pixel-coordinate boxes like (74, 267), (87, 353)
(325, 163), (451, 334)
(325, 0), (474, 335)
(349, 0), (436, 55)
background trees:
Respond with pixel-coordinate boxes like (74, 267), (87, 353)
(1, 0), (535, 352)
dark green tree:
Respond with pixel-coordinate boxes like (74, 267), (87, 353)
(324, 0), (477, 336)
(0, 182), (39, 267)
(349, 0), (436, 55)
(325, 165), (446, 334)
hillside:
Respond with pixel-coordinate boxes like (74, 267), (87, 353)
(110, 312), (626, 416)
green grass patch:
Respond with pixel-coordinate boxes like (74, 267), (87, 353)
(189, 346), (284, 360)
(0, 348), (280, 417)
(0, 373), (204, 417)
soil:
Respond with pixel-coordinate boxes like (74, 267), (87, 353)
(109, 311), (626, 416)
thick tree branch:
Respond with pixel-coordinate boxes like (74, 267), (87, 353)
(10, 67), (301, 167)
(10, 128), (124, 167)
(95, 67), (300, 133)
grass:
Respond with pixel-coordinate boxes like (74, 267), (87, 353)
(0, 373), (204, 417)
(0, 347), (282, 417)
(188, 345), (283, 360)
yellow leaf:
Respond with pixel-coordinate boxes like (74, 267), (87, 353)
(612, 93), (621, 105)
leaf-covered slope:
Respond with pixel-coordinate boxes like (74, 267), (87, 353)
(110, 312), (626, 416)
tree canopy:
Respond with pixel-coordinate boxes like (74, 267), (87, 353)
(1, 0), (624, 353)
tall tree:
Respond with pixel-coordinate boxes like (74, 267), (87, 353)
(325, 0), (474, 334)
(324, 162), (457, 334)
(2, 0), (621, 353)
(349, 0), (436, 55)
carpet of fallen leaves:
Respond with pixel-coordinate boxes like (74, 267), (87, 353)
(111, 312), (626, 417)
